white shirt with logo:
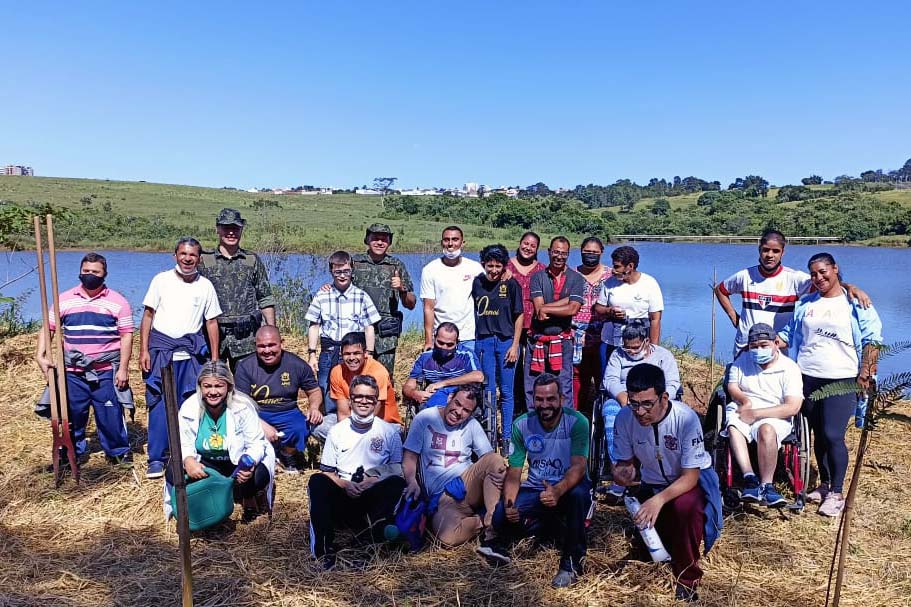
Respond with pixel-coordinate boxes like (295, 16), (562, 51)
(420, 257), (485, 340)
(321, 418), (403, 481)
(797, 295), (859, 378)
(728, 353), (804, 410)
(597, 272), (664, 346)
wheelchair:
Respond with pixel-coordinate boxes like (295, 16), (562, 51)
(702, 362), (811, 514)
(401, 380), (500, 455)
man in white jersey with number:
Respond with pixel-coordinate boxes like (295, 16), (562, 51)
(715, 229), (869, 357)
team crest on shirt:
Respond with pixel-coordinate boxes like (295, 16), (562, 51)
(526, 434), (545, 454)
(498, 284), (508, 297)
(281, 372), (291, 386)
(758, 295), (772, 310)
(370, 436), (385, 453)
(664, 435), (678, 451)
(431, 430), (447, 450)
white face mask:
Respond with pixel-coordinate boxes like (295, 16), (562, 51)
(174, 263), (198, 277)
(442, 248), (462, 260)
(351, 410), (375, 426)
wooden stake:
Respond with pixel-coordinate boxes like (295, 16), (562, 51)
(162, 364), (194, 607)
(709, 267), (717, 394)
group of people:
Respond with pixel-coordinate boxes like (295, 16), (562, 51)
(34, 206), (883, 602)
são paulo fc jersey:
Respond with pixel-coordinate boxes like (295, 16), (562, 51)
(718, 265), (811, 351)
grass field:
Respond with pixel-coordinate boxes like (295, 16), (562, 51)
(0, 177), (522, 253)
(0, 333), (909, 606)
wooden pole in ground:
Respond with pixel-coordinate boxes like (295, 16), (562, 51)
(709, 267), (717, 394)
(162, 364), (194, 607)
(44, 215), (79, 484)
(34, 216), (62, 483)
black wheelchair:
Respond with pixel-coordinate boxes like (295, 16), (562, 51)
(702, 362), (811, 514)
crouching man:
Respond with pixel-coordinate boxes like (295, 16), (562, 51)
(488, 373), (592, 589)
(307, 375), (405, 570)
(612, 363), (721, 603)
(402, 383), (506, 548)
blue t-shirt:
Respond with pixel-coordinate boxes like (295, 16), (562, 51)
(408, 346), (480, 385)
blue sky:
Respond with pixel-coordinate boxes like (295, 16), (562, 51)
(2, 2), (909, 190)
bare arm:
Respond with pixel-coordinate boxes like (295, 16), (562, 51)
(635, 467), (700, 528)
(336, 397), (351, 421)
(502, 466), (523, 506)
(430, 370), (485, 389)
(115, 331), (132, 389)
(714, 283), (740, 328)
(552, 455), (587, 497)
(541, 298), (582, 317)
(304, 386), (324, 424)
(307, 323), (320, 373)
(35, 327), (55, 374)
(403, 449), (422, 499)
(648, 311), (661, 344)
(422, 299), (435, 349)
(261, 306), (276, 326)
(365, 324), (376, 353)
(205, 318), (219, 361)
(401, 290), (417, 310)
(139, 307), (155, 372)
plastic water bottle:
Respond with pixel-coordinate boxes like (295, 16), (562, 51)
(855, 395), (869, 429)
(624, 496), (671, 562)
(232, 454), (255, 478)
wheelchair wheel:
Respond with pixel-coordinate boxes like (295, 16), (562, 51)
(483, 389), (499, 454)
(588, 392), (606, 488)
(791, 413), (812, 512)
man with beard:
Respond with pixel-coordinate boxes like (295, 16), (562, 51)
(488, 373), (591, 588)
(403, 322), (484, 409)
(402, 383), (506, 548)
(420, 226), (484, 352)
(526, 237), (585, 404)
(714, 229), (869, 357)
(329, 331), (401, 425)
(234, 326), (323, 473)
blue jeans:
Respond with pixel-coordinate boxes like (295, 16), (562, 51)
(476, 335), (516, 443)
(317, 346), (341, 414)
(600, 397), (622, 463)
(147, 357), (199, 464)
(67, 370), (130, 458)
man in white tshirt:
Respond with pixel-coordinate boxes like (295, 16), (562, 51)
(724, 323), (803, 508)
(420, 226), (484, 351)
(613, 363), (715, 603)
(140, 237), (221, 478)
(593, 245), (663, 350)
(308, 375), (405, 570)
(402, 383), (506, 547)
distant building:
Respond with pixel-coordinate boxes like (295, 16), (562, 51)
(465, 182), (479, 197)
(3, 165), (34, 176)
(355, 188), (382, 195)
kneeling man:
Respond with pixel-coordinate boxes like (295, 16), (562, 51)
(613, 363), (717, 603)
(308, 375), (405, 569)
(490, 373), (591, 588)
(725, 322), (803, 507)
(402, 383), (505, 547)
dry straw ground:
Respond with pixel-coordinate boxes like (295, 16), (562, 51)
(1, 333), (909, 607)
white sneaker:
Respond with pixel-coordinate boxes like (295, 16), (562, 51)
(807, 484), (829, 504)
(818, 492), (845, 517)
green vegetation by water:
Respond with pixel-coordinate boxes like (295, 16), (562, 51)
(2, 176), (911, 254)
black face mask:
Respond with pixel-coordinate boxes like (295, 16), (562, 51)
(433, 346), (456, 363)
(79, 273), (105, 290)
(581, 253), (601, 267)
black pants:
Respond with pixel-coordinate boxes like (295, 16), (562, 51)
(802, 374), (856, 493)
(167, 458), (270, 500)
(492, 479), (592, 573)
(307, 473), (406, 557)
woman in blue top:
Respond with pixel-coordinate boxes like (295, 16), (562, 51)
(778, 253), (882, 517)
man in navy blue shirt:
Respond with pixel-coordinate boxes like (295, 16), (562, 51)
(403, 322), (484, 408)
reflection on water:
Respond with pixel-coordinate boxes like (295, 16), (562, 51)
(3, 243), (909, 374)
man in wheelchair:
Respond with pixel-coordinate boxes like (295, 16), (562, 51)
(403, 322), (484, 409)
(724, 323), (803, 507)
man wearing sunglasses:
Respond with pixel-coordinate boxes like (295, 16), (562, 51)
(612, 364), (719, 603)
(306, 251), (381, 438)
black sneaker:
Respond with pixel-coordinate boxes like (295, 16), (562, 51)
(476, 537), (511, 565)
(277, 451), (300, 475)
(317, 553), (337, 571)
(241, 507), (260, 524)
(675, 583), (699, 602)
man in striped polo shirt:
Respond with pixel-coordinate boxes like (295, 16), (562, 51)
(36, 253), (134, 466)
(403, 322), (484, 409)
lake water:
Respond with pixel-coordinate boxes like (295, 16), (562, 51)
(4, 243), (909, 375)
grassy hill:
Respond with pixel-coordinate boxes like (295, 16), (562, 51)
(0, 177), (521, 252)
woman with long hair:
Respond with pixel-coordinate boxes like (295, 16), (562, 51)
(778, 253), (882, 517)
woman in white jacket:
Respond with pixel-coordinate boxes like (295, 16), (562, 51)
(171, 360), (275, 522)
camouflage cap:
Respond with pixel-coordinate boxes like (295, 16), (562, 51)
(216, 208), (246, 227)
(366, 223), (393, 235)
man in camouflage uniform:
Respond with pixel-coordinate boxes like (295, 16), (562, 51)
(199, 208), (276, 369)
(352, 223), (416, 378)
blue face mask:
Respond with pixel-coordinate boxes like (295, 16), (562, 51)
(751, 347), (774, 365)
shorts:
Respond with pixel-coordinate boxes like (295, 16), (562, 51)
(722, 405), (792, 447)
(259, 408), (310, 451)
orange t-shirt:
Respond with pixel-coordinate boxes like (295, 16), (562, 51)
(329, 357), (401, 424)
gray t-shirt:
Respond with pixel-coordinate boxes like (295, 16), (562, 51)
(403, 407), (493, 495)
(613, 400), (711, 487)
(602, 344), (681, 399)
(529, 268), (586, 334)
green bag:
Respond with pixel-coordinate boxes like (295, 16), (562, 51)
(169, 466), (235, 531)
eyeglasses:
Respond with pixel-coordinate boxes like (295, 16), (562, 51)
(628, 397), (661, 412)
(332, 269), (352, 277)
(351, 394), (377, 403)
(549, 251), (569, 258)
